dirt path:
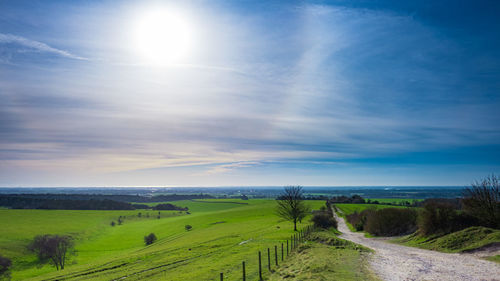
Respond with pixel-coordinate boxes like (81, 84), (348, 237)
(334, 213), (500, 281)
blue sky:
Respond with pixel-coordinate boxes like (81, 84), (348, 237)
(1, 0), (499, 187)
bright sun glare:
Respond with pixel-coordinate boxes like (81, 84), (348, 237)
(133, 8), (193, 64)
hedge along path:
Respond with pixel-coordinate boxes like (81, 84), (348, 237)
(333, 212), (500, 281)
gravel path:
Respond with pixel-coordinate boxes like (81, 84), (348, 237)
(334, 213), (500, 281)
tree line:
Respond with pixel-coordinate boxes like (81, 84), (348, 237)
(0, 193), (213, 203)
(0, 196), (188, 211)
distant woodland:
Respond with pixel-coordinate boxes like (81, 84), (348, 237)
(0, 194), (210, 210)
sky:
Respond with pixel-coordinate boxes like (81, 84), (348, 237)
(1, 0), (499, 187)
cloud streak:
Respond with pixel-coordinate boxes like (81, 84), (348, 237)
(0, 33), (87, 60)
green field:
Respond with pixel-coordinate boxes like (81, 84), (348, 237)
(368, 198), (423, 204)
(334, 203), (407, 215)
(0, 199), (328, 280)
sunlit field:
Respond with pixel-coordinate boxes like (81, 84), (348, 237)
(0, 199), (325, 280)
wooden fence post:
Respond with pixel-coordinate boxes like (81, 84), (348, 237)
(258, 251), (263, 281)
(286, 240), (289, 256)
(267, 248), (271, 271)
(242, 261), (246, 281)
(275, 245), (278, 266)
(281, 243), (284, 261)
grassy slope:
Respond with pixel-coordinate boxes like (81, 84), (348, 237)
(0, 209), (183, 279)
(335, 203), (406, 215)
(393, 226), (500, 253)
(269, 230), (379, 281)
(1, 199), (325, 280)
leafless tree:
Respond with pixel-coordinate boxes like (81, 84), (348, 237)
(29, 235), (74, 270)
(276, 186), (310, 231)
(462, 175), (500, 228)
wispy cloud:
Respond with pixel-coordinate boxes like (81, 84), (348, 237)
(199, 161), (262, 175)
(0, 33), (87, 60)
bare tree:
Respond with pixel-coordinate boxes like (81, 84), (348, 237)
(462, 175), (500, 228)
(29, 235), (74, 270)
(276, 186), (310, 231)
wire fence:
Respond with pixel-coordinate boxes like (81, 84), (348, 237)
(218, 224), (315, 281)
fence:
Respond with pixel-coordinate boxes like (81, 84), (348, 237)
(218, 224), (315, 280)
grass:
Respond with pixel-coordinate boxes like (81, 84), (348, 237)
(392, 226), (500, 253)
(486, 255), (500, 263)
(135, 199), (249, 212)
(368, 198), (423, 204)
(334, 203), (407, 216)
(269, 230), (379, 281)
(0, 199), (325, 280)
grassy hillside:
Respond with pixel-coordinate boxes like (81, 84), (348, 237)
(393, 226), (500, 253)
(0, 199), (325, 280)
(269, 230), (379, 281)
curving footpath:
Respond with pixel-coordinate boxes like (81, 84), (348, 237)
(334, 213), (500, 281)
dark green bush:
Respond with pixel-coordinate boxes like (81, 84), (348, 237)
(364, 208), (417, 236)
(418, 201), (478, 235)
(346, 209), (375, 231)
(311, 211), (338, 229)
(144, 233), (157, 245)
(0, 254), (12, 279)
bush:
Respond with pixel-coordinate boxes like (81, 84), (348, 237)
(364, 208), (417, 236)
(153, 203), (188, 211)
(144, 233), (157, 245)
(185, 225), (192, 231)
(418, 201), (478, 235)
(0, 255), (12, 280)
(311, 211), (337, 229)
(462, 175), (500, 228)
(346, 209), (375, 231)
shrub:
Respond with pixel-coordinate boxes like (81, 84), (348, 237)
(364, 208), (417, 236)
(462, 175), (500, 228)
(153, 203), (188, 211)
(311, 211), (337, 229)
(0, 255), (12, 279)
(144, 233), (157, 245)
(418, 201), (478, 235)
(346, 209), (375, 231)
(185, 225), (193, 231)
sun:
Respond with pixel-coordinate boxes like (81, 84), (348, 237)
(132, 8), (193, 64)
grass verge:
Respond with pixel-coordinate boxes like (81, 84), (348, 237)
(268, 230), (379, 281)
(392, 226), (500, 253)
